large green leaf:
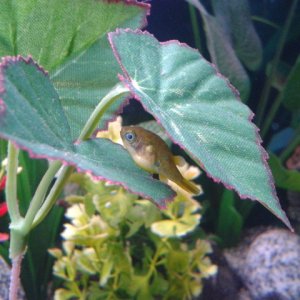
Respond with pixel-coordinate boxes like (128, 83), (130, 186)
(0, 0), (148, 71)
(0, 0), (149, 139)
(109, 29), (291, 229)
(0, 56), (175, 206)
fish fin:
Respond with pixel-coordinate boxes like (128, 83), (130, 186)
(173, 155), (185, 166)
(177, 178), (201, 195)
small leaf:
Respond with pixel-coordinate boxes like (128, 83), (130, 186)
(48, 248), (63, 259)
(109, 29), (291, 230)
(54, 288), (78, 300)
(99, 258), (113, 286)
(0, 56), (175, 206)
(151, 216), (201, 238)
(281, 55), (300, 111)
(216, 190), (243, 246)
(269, 153), (300, 192)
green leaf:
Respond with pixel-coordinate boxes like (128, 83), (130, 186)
(0, 0), (149, 139)
(108, 29), (291, 230)
(216, 190), (243, 247)
(211, 0), (262, 70)
(269, 153), (300, 192)
(0, 56), (174, 206)
(151, 216), (201, 238)
(281, 55), (300, 111)
(0, 139), (7, 160)
(187, 0), (263, 100)
(0, 0), (148, 71)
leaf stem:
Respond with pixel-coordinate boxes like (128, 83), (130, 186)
(261, 92), (282, 138)
(23, 160), (62, 232)
(9, 253), (23, 300)
(78, 83), (129, 141)
(5, 142), (21, 223)
(255, 0), (299, 126)
(32, 165), (74, 229)
(251, 16), (280, 29)
(32, 83), (129, 227)
(188, 4), (202, 53)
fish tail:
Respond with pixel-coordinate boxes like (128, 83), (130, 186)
(178, 178), (201, 195)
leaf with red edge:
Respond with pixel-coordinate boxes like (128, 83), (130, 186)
(108, 29), (292, 230)
(0, 56), (175, 207)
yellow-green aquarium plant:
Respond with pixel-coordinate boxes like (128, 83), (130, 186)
(50, 119), (216, 299)
(0, 0), (294, 299)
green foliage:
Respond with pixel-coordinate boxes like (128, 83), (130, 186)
(186, 0), (300, 244)
(0, 0), (289, 228)
(0, 0), (148, 139)
(17, 152), (64, 300)
(269, 153), (300, 192)
(0, 57), (174, 206)
(0, 3), (297, 299)
(0, 141), (63, 300)
(187, 0), (262, 100)
(109, 29), (290, 229)
(216, 190), (243, 247)
(50, 173), (216, 300)
(281, 54), (300, 111)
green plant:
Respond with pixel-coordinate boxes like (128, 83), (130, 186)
(188, 0), (300, 246)
(50, 155), (216, 300)
(0, 0), (293, 298)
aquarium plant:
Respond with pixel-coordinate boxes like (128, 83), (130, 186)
(49, 120), (216, 299)
(187, 0), (300, 245)
(0, 0), (293, 299)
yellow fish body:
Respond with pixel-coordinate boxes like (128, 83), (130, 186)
(120, 126), (200, 195)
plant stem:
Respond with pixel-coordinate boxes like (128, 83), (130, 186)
(32, 83), (129, 227)
(261, 92), (282, 138)
(23, 160), (62, 232)
(251, 16), (280, 29)
(78, 83), (129, 141)
(32, 165), (74, 228)
(9, 253), (23, 300)
(188, 3), (202, 53)
(5, 142), (21, 223)
(255, 0), (298, 127)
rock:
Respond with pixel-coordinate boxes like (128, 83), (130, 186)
(225, 228), (300, 300)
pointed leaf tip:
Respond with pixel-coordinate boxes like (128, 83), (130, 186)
(109, 29), (292, 230)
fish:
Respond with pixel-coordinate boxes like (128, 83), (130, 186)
(120, 126), (200, 195)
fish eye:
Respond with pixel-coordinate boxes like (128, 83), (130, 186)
(125, 132), (136, 142)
